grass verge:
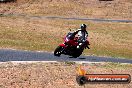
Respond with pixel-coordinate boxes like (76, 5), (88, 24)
(0, 16), (132, 59)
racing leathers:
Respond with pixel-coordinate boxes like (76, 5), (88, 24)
(74, 29), (88, 43)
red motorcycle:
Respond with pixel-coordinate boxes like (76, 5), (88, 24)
(54, 31), (90, 58)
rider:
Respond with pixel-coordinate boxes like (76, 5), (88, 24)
(74, 24), (89, 43)
(66, 24), (90, 49)
(74, 24), (90, 49)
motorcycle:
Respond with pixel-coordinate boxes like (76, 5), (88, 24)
(54, 31), (90, 58)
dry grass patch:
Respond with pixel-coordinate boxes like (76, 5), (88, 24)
(0, 0), (132, 19)
(0, 62), (131, 88)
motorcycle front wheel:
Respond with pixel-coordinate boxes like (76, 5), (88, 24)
(54, 46), (63, 56)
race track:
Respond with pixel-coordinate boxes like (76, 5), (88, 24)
(0, 49), (132, 63)
(1, 13), (132, 23)
(0, 14), (132, 63)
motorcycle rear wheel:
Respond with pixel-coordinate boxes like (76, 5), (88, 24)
(72, 49), (83, 58)
(54, 46), (63, 56)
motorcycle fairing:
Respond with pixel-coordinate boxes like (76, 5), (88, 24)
(59, 43), (67, 48)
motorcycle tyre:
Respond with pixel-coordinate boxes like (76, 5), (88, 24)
(54, 46), (63, 56)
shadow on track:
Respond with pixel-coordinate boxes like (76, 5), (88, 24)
(78, 57), (86, 60)
(69, 56), (86, 60)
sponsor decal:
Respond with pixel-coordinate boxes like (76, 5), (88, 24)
(76, 65), (131, 85)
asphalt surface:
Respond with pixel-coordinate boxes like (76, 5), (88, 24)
(38, 16), (132, 23)
(2, 13), (132, 23)
(0, 49), (132, 63)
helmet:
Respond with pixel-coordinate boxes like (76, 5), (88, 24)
(80, 24), (87, 30)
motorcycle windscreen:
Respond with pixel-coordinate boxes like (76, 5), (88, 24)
(66, 32), (75, 40)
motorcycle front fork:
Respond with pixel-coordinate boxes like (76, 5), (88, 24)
(62, 44), (74, 55)
(60, 43), (68, 54)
